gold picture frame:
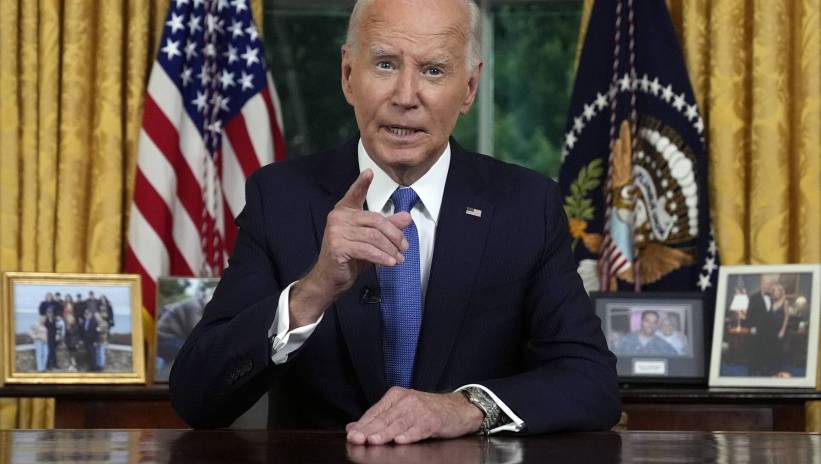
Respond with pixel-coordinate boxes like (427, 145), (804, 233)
(2, 272), (145, 384)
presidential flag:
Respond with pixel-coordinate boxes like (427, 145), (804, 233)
(126, 0), (285, 326)
(558, 0), (718, 294)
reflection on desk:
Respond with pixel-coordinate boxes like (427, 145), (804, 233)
(0, 430), (819, 463)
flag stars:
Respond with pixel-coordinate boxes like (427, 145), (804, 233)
(582, 103), (595, 121)
(661, 85), (674, 102)
(203, 43), (217, 57)
(161, 39), (182, 60)
(193, 0), (204, 7)
(685, 104), (698, 121)
(695, 117), (704, 134)
(181, 66), (193, 87)
(639, 74), (650, 92)
(224, 45), (239, 64)
(232, 0), (248, 12)
(241, 46), (260, 67)
(573, 116), (584, 133)
(697, 273), (712, 291)
(217, 0), (230, 11)
(618, 73), (631, 91)
(207, 119), (223, 135)
(219, 96), (230, 111)
(702, 256), (718, 275)
(672, 93), (686, 111)
(188, 15), (202, 34)
(229, 19), (244, 38)
(649, 78), (661, 96)
(184, 40), (198, 60)
(166, 13), (185, 34)
(240, 72), (254, 91)
(595, 92), (608, 110)
(245, 24), (259, 42)
(206, 14), (224, 35)
(210, 93), (230, 112)
(219, 70), (236, 89)
(192, 91), (207, 111)
(565, 131), (578, 149)
(198, 67), (210, 86)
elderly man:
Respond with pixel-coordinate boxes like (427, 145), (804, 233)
(170, 0), (620, 443)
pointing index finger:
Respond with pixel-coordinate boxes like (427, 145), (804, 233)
(337, 169), (373, 210)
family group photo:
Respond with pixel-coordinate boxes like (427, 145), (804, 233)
(8, 279), (137, 376)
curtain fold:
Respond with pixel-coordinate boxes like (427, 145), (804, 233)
(666, 0), (820, 426)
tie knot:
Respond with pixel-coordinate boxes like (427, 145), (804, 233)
(391, 187), (419, 213)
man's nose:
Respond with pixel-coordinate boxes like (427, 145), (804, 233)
(391, 68), (420, 109)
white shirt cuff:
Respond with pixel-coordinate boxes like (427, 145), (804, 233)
(455, 384), (526, 434)
(268, 281), (324, 365)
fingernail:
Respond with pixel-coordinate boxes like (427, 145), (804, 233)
(396, 254), (405, 264)
(401, 238), (409, 250)
(396, 434), (406, 442)
(370, 434), (381, 443)
(351, 431), (365, 442)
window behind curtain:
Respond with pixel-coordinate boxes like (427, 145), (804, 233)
(263, 0), (582, 179)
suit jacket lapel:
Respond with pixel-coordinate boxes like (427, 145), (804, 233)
(413, 143), (493, 391)
(309, 138), (387, 404)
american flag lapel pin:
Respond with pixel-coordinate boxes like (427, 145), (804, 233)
(465, 207), (482, 218)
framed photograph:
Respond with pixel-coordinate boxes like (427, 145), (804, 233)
(709, 264), (820, 388)
(591, 292), (706, 382)
(154, 277), (218, 382)
(2, 272), (145, 384)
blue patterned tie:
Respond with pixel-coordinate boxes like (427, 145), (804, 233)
(378, 187), (422, 388)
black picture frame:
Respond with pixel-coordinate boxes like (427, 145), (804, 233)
(591, 292), (706, 384)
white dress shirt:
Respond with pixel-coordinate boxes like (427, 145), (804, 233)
(267, 140), (524, 434)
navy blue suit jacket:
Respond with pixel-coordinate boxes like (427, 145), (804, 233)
(169, 138), (621, 433)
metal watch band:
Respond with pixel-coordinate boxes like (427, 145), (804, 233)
(461, 386), (502, 435)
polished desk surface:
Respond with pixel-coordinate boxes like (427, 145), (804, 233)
(1, 430), (820, 463)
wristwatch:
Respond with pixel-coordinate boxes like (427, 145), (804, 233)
(461, 386), (501, 435)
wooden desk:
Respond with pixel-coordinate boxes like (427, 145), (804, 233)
(3, 385), (821, 431)
(1, 430), (820, 463)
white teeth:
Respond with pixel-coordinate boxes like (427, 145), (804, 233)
(388, 127), (415, 136)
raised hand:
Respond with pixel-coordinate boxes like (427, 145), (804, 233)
(289, 169), (412, 329)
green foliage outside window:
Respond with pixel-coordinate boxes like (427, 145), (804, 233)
(264, 1), (582, 179)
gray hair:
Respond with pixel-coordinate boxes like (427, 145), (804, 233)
(344, 0), (482, 72)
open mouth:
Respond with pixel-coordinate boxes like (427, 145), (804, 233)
(384, 125), (423, 137)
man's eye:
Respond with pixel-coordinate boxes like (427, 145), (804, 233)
(425, 67), (444, 77)
(376, 61), (394, 70)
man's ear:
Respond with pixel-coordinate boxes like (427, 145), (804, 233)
(460, 61), (483, 115)
(341, 46), (355, 105)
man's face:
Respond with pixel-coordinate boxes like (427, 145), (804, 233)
(660, 317), (674, 336)
(640, 313), (658, 336)
(341, 0), (482, 184)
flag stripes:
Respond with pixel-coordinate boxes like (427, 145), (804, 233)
(127, 0), (284, 319)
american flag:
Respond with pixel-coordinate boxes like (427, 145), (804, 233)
(126, 0), (285, 321)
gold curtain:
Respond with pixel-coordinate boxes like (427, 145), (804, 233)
(581, 0), (821, 431)
(0, 0), (266, 430)
(0, 0), (170, 429)
(668, 0), (821, 432)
